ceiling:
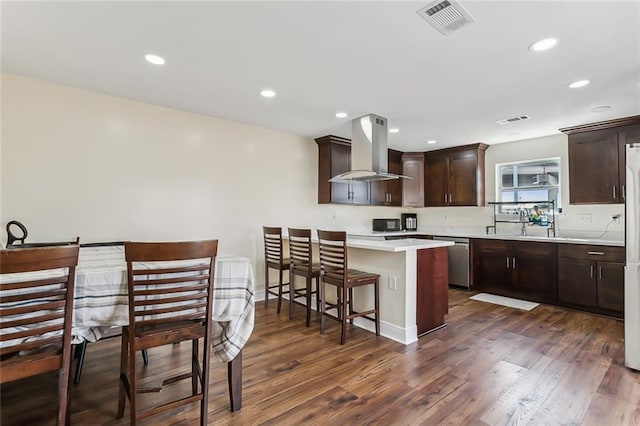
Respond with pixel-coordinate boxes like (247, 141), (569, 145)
(2, 1), (639, 152)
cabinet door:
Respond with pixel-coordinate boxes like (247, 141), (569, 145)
(558, 258), (597, 307)
(330, 144), (352, 204)
(402, 154), (424, 207)
(349, 181), (370, 205)
(448, 150), (478, 206)
(472, 240), (511, 294)
(513, 242), (557, 303)
(597, 261), (625, 312)
(387, 150), (403, 206)
(568, 129), (620, 204)
(370, 150), (403, 206)
(425, 154), (448, 206)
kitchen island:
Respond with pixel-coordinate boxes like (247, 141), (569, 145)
(335, 237), (454, 345)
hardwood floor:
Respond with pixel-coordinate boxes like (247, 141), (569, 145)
(2, 289), (639, 425)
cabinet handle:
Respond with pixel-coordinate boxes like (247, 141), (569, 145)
(449, 193), (453, 203)
(506, 257), (510, 269)
(444, 193), (448, 203)
(599, 266), (602, 280)
(590, 265), (594, 279)
(613, 185), (617, 199)
(587, 251), (605, 256)
(512, 257), (516, 269)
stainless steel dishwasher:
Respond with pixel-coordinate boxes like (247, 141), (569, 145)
(437, 237), (470, 289)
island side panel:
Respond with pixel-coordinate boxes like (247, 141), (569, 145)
(416, 246), (449, 336)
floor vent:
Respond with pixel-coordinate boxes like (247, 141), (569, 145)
(417, 0), (475, 35)
(496, 115), (531, 125)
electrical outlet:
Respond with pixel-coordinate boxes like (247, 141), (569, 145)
(388, 276), (397, 290)
(612, 214), (621, 224)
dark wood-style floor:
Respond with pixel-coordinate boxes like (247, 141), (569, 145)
(2, 289), (639, 425)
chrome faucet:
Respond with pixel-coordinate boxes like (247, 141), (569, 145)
(520, 210), (527, 236)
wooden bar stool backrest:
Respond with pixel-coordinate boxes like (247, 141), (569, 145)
(288, 228), (314, 274)
(317, 230), (348, 287)
(118, 240), (218, 425)
(263, 226), (285, 269)
(0, 244), (80, 425)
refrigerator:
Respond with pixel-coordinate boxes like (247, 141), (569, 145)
(625, 143), (640, 370)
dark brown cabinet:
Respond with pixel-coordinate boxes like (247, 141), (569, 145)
(561, 116), (640, 204)
(557, 244), (624, 317)
(370, 149), (403, 206)
(315, 135), (369, 205)
(472, 239), (557, 304)
(424, 143), (488, 207)
(402, 152), (424, 207)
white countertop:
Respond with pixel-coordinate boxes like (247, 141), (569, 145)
(347, 229), (624, 247)
(346, 238), (454, 252)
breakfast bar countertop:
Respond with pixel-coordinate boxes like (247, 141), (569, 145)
(345, 237), (454, 252)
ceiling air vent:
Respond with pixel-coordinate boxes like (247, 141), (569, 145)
(417, 0), (475, 35)
(496, 115), (531, 125)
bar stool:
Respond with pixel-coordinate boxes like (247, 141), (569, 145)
(287, 228), (321, 326)
(263, 226), (290, 313)
(317, 230), (380, 344)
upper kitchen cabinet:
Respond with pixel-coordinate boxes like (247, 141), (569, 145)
(370, 149), (403, 206)
(561, 115), (640, 204)
(315, 135), (369, 205)
(402, 152), (425, 207)
(424, 143), (489, 207)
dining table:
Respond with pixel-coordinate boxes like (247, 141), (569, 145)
(1, 244), (255, 411)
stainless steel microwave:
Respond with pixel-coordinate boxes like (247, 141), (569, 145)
(372, 218), (401, 232)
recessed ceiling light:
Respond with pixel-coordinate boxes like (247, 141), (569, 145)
(591, 105), (611, 113)
(426, 140), (437, 144)
(529, 38), (557, 52)
(568, 80), (590, 89)
(389, 128), (399, 133)
(144, 54), (165, 65)
(260, 89), (276, 98)
(335, 112), (348, 118)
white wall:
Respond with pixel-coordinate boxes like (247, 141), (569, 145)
(0, 74), (404, 287)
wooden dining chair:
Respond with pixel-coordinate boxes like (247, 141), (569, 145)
(117, 240), (218, 426)
(263, 226), (290, 313)
(287, 228), (320, 326)
(0, 244), (80, 425)
(317, 230), (380, 345)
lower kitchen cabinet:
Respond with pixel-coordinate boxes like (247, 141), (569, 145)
(557, 244), (624, 317)
(472, 239), (557, 304)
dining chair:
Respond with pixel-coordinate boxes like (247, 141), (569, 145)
(317, 230), (380, 345)
(263, 226), (290, 313)
(287, 228), (320, 326)
(1, 244), (80, 425)
(117, 240), (218, 425)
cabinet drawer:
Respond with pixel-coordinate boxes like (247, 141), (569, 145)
(557, 244), (625, 262)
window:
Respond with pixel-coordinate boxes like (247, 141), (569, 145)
(496, 158), (561, 212)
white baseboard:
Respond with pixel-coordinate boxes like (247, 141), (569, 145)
(256, 291), (417, 345)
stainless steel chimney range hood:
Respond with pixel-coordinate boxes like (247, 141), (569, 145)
(329, 113), (412, 182)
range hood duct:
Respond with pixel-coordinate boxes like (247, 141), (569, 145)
(329, 114), (412, 182)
